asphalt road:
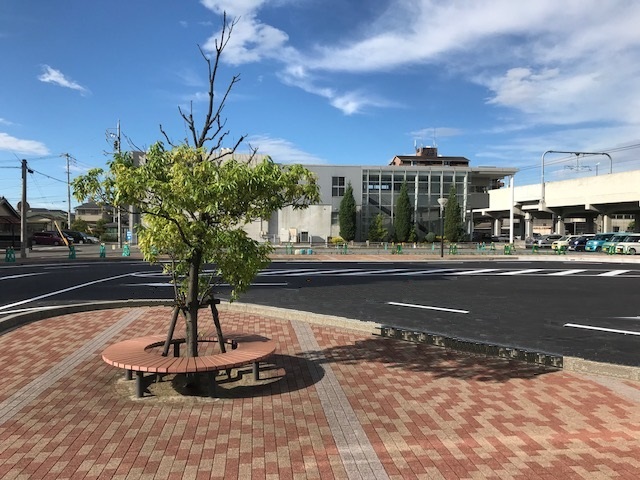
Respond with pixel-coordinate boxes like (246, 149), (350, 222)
(1, 258), (639, 367)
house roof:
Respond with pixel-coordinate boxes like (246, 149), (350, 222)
(0, 197), (20, 225)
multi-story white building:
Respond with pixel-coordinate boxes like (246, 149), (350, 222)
(245, 147), (518, 243)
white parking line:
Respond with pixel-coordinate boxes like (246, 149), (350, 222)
(548, 269), (587, 276)
(497, 269), (544, 275)
(564, 323), (640, 336)
(447, 269), (500, 275)
(387, 301), (469, 314)
(0, 272), (46, 281)
(339, 268), (409, 276)
(598, 270), (631, 276)
(396, 268), (457, 276)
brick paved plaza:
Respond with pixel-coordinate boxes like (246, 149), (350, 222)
(0, 306), (639, 479)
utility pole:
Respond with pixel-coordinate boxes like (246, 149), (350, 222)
(116, 120), (122, 247)
(20, 159), (33, 259)
(63, 153), (74, 228)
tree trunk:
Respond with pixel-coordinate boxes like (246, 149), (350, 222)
(185, 250), (203, 357)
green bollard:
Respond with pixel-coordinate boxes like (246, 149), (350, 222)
(68, 245), (76, 259)
(449, 244), (458, 255)
(504, 244), (511, 255)
(531, 245), (539, 254)
(122, 244), (130, 257)
(99, 243), (106, 258)
(5, 247), (16, 262)
(396, 244), (403, 254)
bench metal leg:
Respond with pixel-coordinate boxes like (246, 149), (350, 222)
(253, 362), (260, 381)
(125, 369), (132, 381)
(207, 371), (217, 398)
(135, 371), (144, 398)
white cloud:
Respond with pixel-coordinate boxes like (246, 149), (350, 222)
(410, 127), (463, 140)
(38, 65), (90, 96)
(200, 0), (268, 17)
(197, 0), (640, 128)
(0, 132), (49, 155)
(246, 135), (326, 164)
(202, 14), (290, 65)
(0, 118), (14, 126)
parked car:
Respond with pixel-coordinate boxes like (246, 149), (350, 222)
(567, 234), (595, 252)
(551, 235), (582, 251)
(491, 234), (511, 242)
(63, 230), (87, 244)
(31, 231), (69, 246)
(585, 232), (616, 252)
(81, 232), (100, 244)
(524, 233), (541, 248)
(614, 233), (640, 254)
(536, 234), (563, 248)
(63, 230), (99, 244)
(600, 232), (630, 253)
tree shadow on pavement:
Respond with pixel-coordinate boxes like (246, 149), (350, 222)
(304, 336), (556, 382)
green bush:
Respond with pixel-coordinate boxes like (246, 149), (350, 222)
(425, 232), (436, 243)
(100, 233), (117, 243)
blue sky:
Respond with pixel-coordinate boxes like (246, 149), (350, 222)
(2, 0), (640, 211)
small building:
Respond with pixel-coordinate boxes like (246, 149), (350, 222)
(0, 197), (21, 248)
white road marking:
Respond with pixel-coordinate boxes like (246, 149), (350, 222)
(287, 268), (363, 276)
(0, 273), (134, 312)
(447, 269), (500, 275)
(0, 272), (46, 281)
(0, 305), (64, 315)
(497, 268), (544, 275)
(396, 268), (457, 275)
(564, 323), (640, 336)
(548, 269), (587, 276)
(258, 268), (318, 276)
(598, 270), (631, 276)
(387, 301), (469, 314)
(124, 282), (288, 287)
(338, 268), (409, 276)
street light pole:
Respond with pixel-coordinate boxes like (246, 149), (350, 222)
(437, 197), (448, 258)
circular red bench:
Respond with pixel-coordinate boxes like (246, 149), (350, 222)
(102, 331), (276, 397)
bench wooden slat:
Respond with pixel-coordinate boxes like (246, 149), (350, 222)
(103, 334), (275, 374)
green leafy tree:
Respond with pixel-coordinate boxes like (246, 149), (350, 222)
(93, 218), (107, 237)
(393, 182), (412, 242)
(408, 225), (418, 243)
(70, 218), (89, 232)
(368, 213), (388, 242)
(339, 182), (356, 241)
(73, 14), (319, 358)
(444, 185), (463, 242)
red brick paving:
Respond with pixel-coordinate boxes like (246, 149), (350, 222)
(0, 306), (638, 479)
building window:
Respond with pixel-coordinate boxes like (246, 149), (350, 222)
(331, 212), (339, 225)
(332, 176), (345, 196)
